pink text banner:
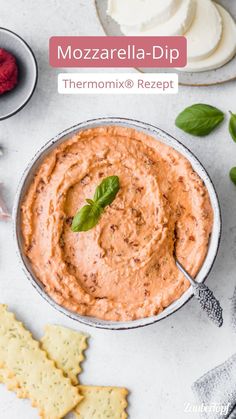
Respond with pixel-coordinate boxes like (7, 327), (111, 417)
(49, 36), (187, 68)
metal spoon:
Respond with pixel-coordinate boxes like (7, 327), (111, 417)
(176, 259), (223, 327)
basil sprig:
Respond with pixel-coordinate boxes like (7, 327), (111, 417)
(71, 176), (120, 232)
(175, 104), (224, 137)
(229, 167), (236, 185)
(229, 111), (236, 142)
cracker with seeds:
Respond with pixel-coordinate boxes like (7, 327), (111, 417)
(41, 324), (88, 385)
(0, 305), (82, 418)
(0, 368), (22, 394)
(40, 325), (128, 418)
(74, 385), (128, 419)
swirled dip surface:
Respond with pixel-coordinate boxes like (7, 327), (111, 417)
(21, 126), (213, 321)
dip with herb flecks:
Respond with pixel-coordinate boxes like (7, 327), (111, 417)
(21, 126), (213, 321)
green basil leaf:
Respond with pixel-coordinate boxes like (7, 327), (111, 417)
(94, 175), (120, 207)
(175, 104), (224, 137)
(71, 204), (103, 232)
(71, 175), (120, 233)
(229, 167), (236, 185)
(229, 112), (236, 142)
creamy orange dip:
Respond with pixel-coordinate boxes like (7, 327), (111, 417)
(21, 126), (213, 321)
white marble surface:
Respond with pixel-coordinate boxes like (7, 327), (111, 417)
(1, 1), (236, 418)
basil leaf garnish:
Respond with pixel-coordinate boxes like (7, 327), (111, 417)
(94, 176), (120, 207)
(229, 112), (236, 142)
(71, 204), (103, 232)
(71, 176), (120, 232)
(230, 167), (236, 185)
(175, 104), (224, 137)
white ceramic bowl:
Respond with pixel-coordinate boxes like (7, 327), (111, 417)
(0, 28), (38, 120)
(13, 118), (222, 330)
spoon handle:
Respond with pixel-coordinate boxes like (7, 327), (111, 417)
(175, 260), (195, 286)
(192, 283), (223, 327)
(176, 260), (223, 327)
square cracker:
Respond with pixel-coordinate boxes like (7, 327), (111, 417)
(40, 324), (88, 385)
(0, 305), (82, 418)
(40, 325), (128, 418)
(0, 368), (19, 390)
(74, 385), (128, 419)
(0, 367), (29, 398)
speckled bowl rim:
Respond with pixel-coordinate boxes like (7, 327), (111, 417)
(13, 117), (222, 330)
(0, 27), (38, 121)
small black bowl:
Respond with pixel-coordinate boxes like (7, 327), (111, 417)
(0, 28), (38, 120)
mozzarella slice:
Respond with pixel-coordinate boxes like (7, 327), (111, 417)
(184, 0), (222, 61)
(178, 4), (236, 72)
(121, 0), (196, 37)
(107, 0), (177, 30)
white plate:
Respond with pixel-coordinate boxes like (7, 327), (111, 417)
(13, 118), (221, 330)
(95, 0), (236, 86)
